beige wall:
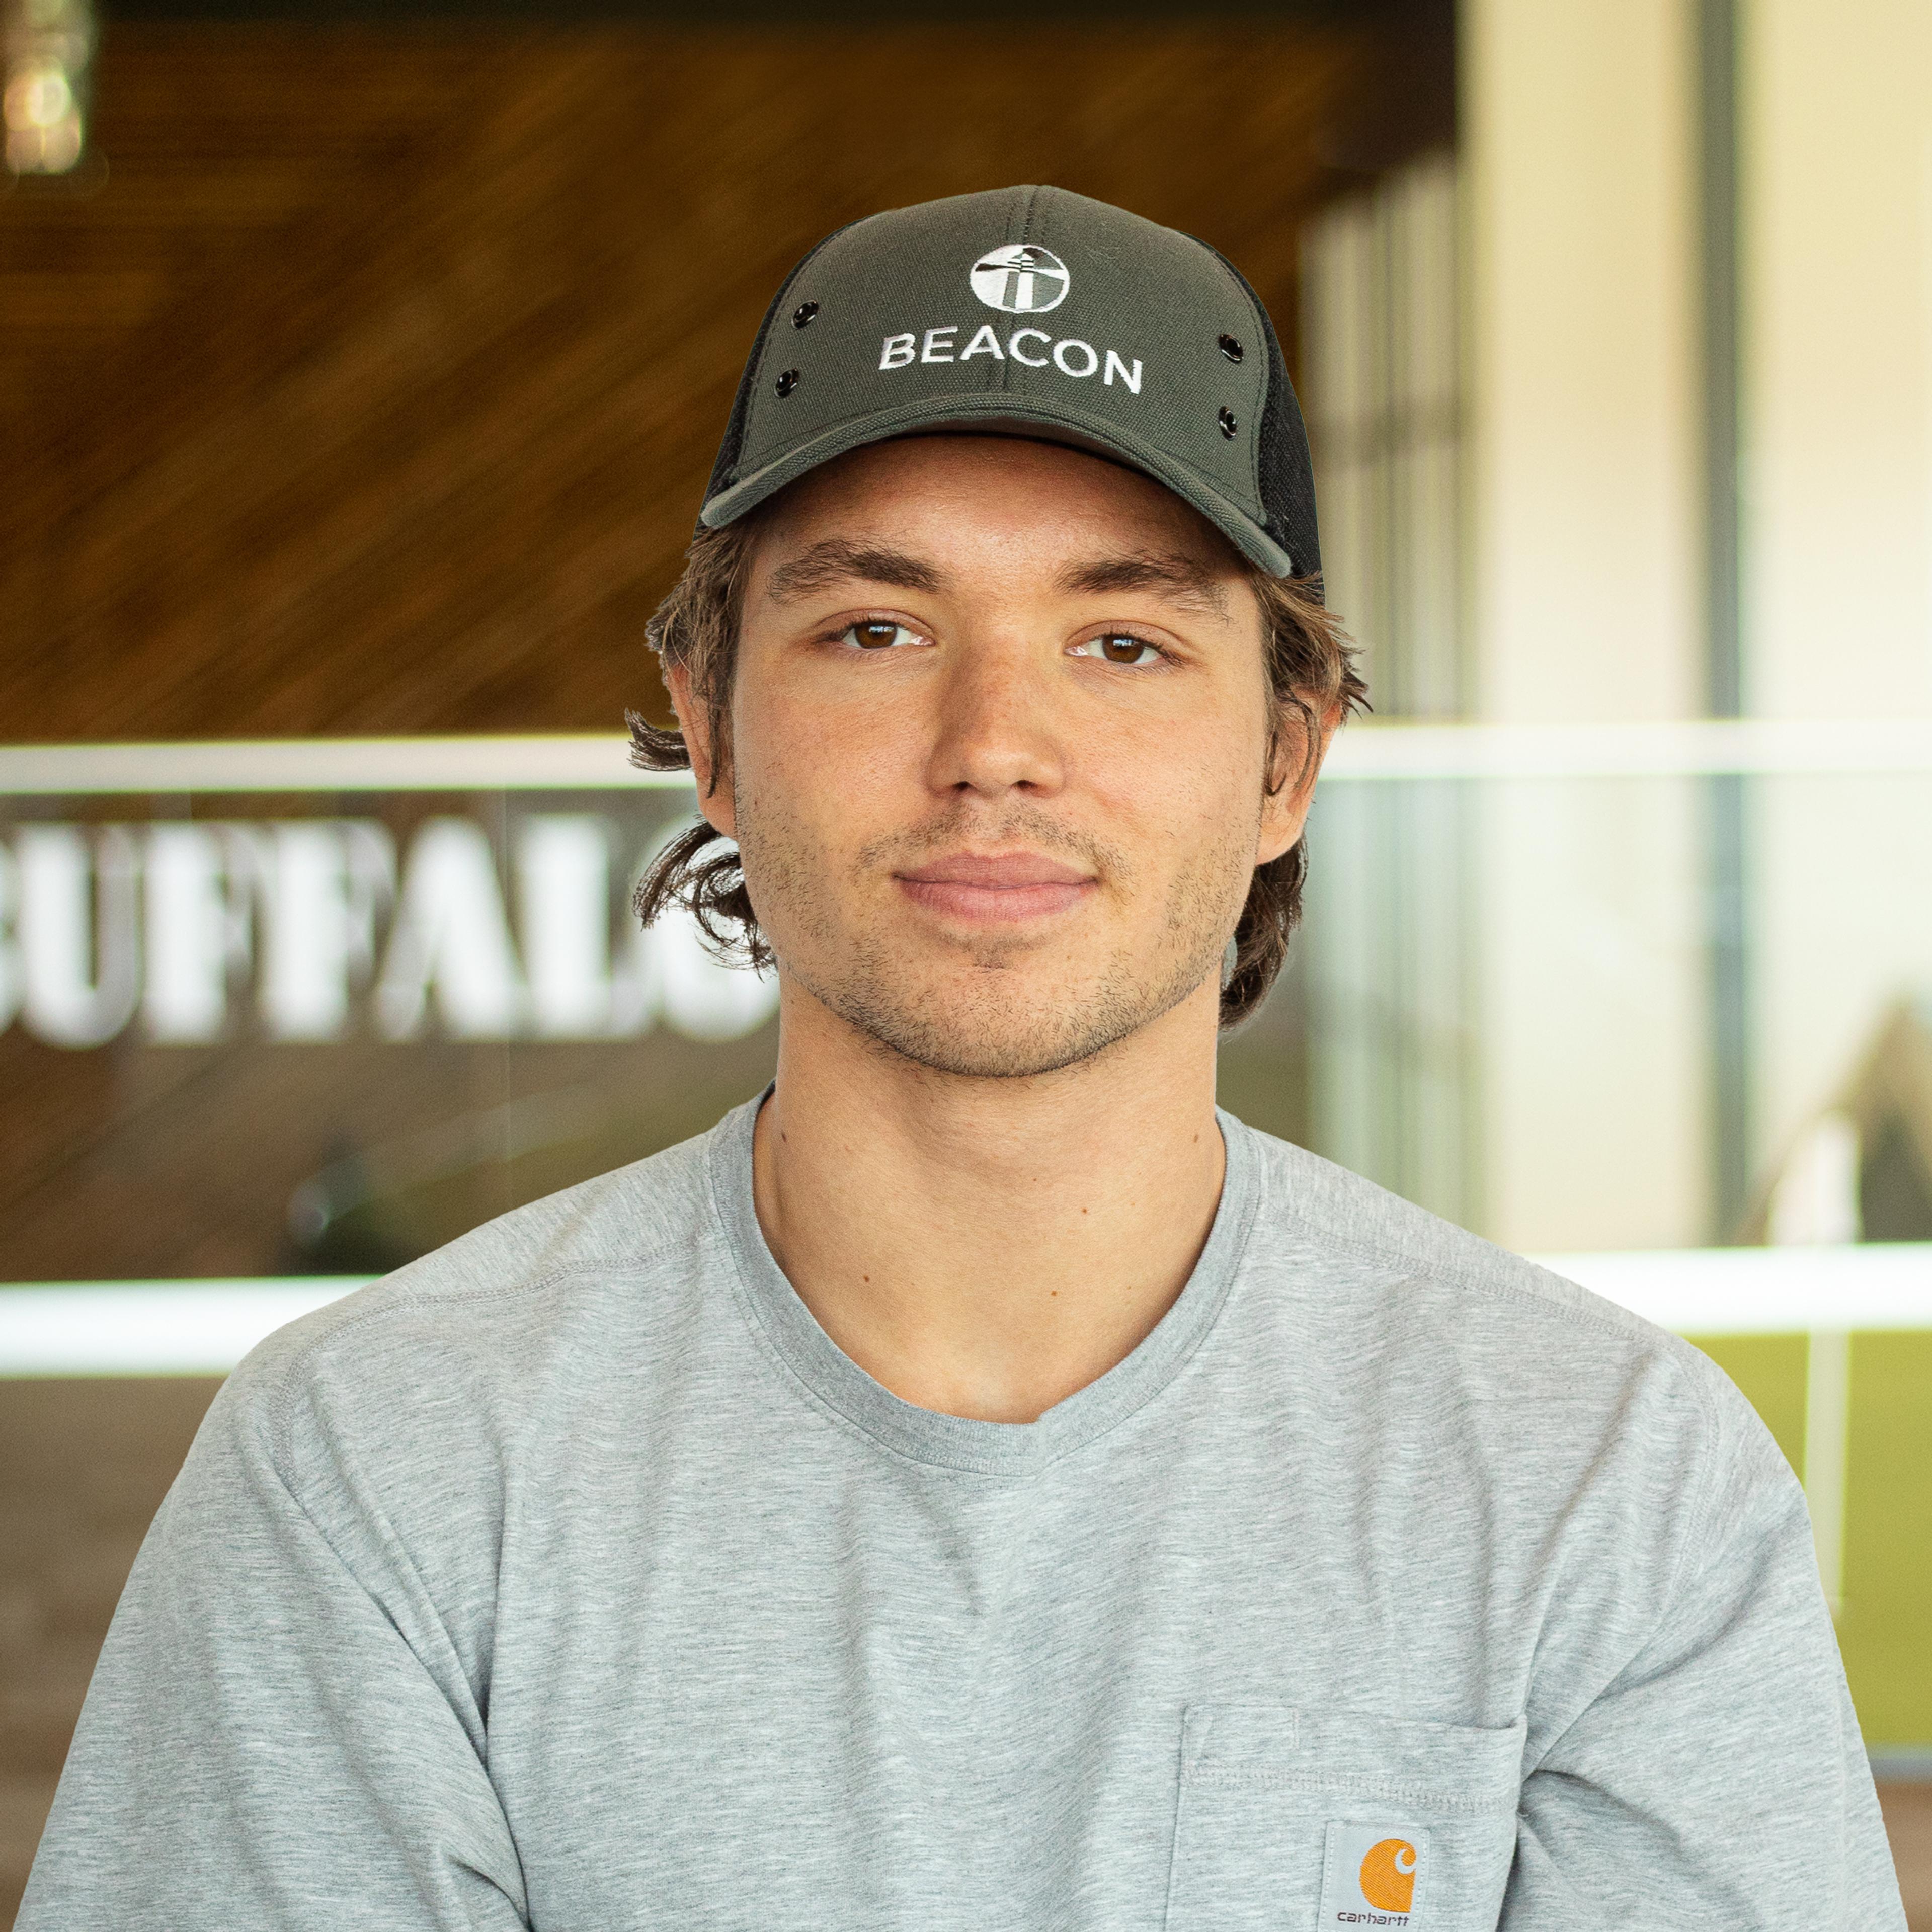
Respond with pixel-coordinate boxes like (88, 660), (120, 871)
(1744, 0), (1932, 726)
(1465, 0), (1703, 726)
(1462, 0), (1932, 1245)
(1463, 0), (1709, 1251)
(1744, 0), (1932, 1179)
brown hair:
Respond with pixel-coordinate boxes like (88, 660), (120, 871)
(629, 516), (1366, 1027)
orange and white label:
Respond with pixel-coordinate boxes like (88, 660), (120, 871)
(1318, 1823), (1427, 1927)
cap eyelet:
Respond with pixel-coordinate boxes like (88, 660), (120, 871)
(775, 369), (800, 398)
(1218, 334), (1244, 363)
(792, 302), (819, 329)
(1217, 407), (1238, 438)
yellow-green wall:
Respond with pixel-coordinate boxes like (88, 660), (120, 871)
(1693, 1332), (1932, 1746)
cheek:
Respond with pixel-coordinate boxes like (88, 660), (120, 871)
(738, 699), (889, 811)
(728, 671), (912, 869)
(1078, 707), (1267, 860)
(737, 657), (936, 807)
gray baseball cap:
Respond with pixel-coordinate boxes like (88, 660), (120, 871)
(698, 185), (1320, 586)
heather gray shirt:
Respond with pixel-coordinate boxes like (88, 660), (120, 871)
(21, 1100), (1903, 1930)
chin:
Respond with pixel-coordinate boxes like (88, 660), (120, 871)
(815, 955), (1204, 1082)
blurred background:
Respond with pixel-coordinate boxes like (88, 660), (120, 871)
(3, 0), (1930, 1919)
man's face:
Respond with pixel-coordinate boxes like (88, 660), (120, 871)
(673, 435), (1317, 1080)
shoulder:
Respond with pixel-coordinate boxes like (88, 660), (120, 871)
(1223, 1120), (1796, 1657)
(219, 1105), (742, 1483)
(1226, 1117), (1781, 1491)
(1234, 1115), (1711, 1369)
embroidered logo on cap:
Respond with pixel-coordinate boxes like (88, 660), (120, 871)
(969, 243), (1070, 314)
(1318, 1823), (1427, 1927)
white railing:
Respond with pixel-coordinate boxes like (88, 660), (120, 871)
(0, 1281), (372, 1376)
(4, 719), (1932, 795)
(2, 1247), (1928, 1377)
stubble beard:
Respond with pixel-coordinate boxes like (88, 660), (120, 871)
(732, 782), (1252, 1080)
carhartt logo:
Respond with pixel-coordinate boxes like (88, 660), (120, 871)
(1319, 1822), (1428, 1927)
(1359, 1839), (1417, 1913)
(969, 243), (1070, 314)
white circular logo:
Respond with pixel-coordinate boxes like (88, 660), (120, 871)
(969, 244), (1071, 315)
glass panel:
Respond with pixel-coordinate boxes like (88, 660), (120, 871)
(4, 759), (1930, 1271)
(2, 745), (1929, 1754)
(1, 783), (778, 1282)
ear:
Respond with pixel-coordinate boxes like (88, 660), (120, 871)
(1254, 699), (1341, 866)
(664, 662), (737, 839)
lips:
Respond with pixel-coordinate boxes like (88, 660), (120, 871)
(894, 850), (1095, 922)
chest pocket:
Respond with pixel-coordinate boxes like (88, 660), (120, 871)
(1164, 1704), (1524, 1932)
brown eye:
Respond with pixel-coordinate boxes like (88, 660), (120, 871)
(1097, 634), (1155, 665)
(844, 621), (910, 650)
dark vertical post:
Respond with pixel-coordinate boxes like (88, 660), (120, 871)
(1700, 0), (1750, 1237)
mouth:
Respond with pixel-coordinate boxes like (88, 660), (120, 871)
(893, 850), (1097, 924)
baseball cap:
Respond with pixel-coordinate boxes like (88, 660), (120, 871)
(698, 184), (1320, 587)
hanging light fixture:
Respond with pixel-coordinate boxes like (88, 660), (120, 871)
(5, 0), (94, 177)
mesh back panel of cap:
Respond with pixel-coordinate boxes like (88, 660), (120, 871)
(1204, 242), (1322, 595)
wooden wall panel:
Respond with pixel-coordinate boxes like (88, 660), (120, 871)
(1, 21), (1378, 744)
(0, 29), (502, 420)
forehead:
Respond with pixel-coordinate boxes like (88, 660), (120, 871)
(752, 435), (1244, 583)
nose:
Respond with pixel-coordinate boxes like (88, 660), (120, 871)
(924, 631), (1066, 801)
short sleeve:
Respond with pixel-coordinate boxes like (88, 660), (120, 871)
(17, 1362), (530, 1931)
(1505, 1382), (1904, 1928)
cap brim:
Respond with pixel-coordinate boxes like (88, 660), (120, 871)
(698, 394), (1296, 579)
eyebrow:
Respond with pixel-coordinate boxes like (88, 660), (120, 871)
(1056, 550), (1232, 617)
(761, 539), (948, 603)
(759, 536), (1234, 618)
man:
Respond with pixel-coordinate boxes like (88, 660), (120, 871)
(22, 187), (1902, 1929)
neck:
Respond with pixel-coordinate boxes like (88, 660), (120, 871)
(750, 978), (1227, 1424)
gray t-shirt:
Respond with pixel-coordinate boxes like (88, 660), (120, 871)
(21, 1100), (1904, 1930)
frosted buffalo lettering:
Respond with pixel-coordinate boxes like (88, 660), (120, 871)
(8, 825), (140, 1047)
(0, 815), (777, 1049)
